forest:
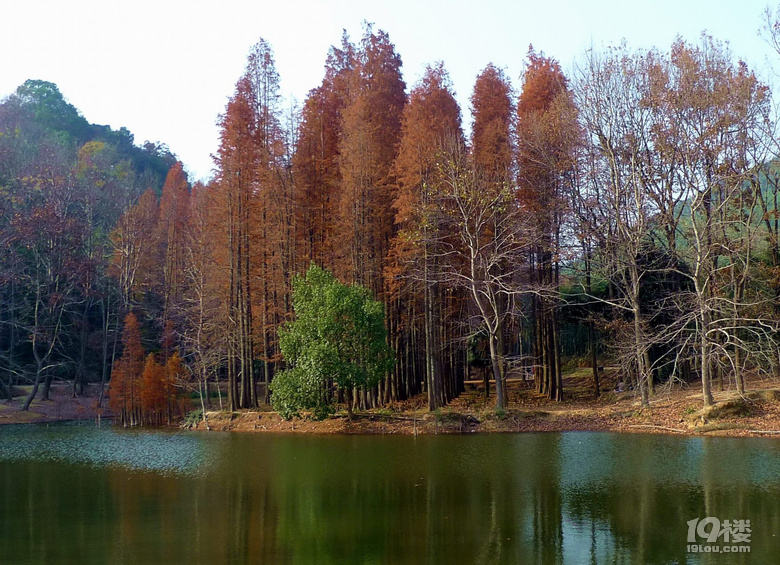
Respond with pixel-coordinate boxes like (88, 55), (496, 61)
(3, 17), (780, 424)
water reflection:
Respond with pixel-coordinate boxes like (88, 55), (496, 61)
(1, 425), (779, 564)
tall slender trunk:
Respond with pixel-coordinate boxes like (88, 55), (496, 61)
(700, 310), (715, 406)
(489, 331), (506, 410)
(586, 251), (600, 398)
(633, 299), (650, 407)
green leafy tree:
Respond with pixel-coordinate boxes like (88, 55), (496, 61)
(271, 264), (394, 419)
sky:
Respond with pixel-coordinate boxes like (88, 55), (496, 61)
(2, 0), (778, 183)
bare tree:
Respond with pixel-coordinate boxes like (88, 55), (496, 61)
(430, 142), (534, 410)
(573, 46), (660, 406)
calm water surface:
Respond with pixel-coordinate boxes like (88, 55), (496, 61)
(1, 423), (779, 564)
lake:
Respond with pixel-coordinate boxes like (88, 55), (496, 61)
(1, 423), (778, 564)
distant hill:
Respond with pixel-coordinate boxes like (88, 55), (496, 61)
(0, 79), (177, 194)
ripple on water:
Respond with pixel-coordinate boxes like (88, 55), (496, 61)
(0, 422), (216, 476)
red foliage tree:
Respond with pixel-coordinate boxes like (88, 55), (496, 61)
(470, 64), (513, 178)
(213, 77), (258, 411)
(293, 34), (355, 271)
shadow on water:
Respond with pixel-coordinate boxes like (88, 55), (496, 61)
(1, 424), (779, 564)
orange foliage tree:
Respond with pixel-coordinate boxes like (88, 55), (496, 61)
(213, 77), (258, 411)
(517, 49), (577, 401)
(211, 38), (292, 409)
(245, 39), (294, 401)
(140, 354), (167, 425)
(108, 312), (145, 426)
(293, 34), (355, 272)
(389, 63), (464, 408)
(336, 25), (405, 300)
(138, 351), (183, 426)
(156, 161), (190, 324)
(469, 64), (515, 399)
(470, 64), (514, 177)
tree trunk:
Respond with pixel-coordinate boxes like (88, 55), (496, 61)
(21, 364), (43, 411)
(40, 372), (53, 402)
(735, 342), (744, 395)
(700, 314), (715, 406)
(345, 387), (354, 421)
(634, 306), (649, 407)
(489, 332), (506, 410)
(590, 321), (600, 399)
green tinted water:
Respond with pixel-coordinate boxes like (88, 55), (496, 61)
(1, 423), (778, 564)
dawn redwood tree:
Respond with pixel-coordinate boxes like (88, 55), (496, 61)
(336, 24), (405, 298)
(517, 50), (578, 401)
(293, 34), (355, 272)
(210, 37), (293, 409)
(389, 63), (464, 409)
(164, 351), (186, 416)
(244, 38), (294, 398)
(332, 25), (405, 410)
(140, 353), (167, 425)
(471, 64), (514, 177)
(156, 161), (190, 325)
(108, 312), (145, 425)
(213, 77), (259, 410)
(469, 64), (514, 398)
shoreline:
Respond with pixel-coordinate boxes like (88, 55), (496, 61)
(3, 404), (780, 438)
(5, 375), (780, 439)
(185, 394), (780, 439)
(184, 372), (780, 438)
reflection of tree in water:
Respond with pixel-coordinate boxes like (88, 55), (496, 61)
(104, 446), (283, 565)
(259, 435), (562, 564)
(6, 431), (780, 564)
(471, 433), (568, 565)
(561, 435), (780, 564)
(562, 435), (695, 564)
(530, 435), (564, 565)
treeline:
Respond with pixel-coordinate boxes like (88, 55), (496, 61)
(4, 17), (780, 419)
(0, 80), (176, 414)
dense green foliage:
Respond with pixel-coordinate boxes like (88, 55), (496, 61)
(271, 265), (394, 419)
(1, 80), (176, 189)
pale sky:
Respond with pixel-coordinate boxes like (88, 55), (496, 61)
(2, 0), (777, 182)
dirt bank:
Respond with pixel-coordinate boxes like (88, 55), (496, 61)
(186, 370), (780, 438)
(0, 383), (107, 425)
(4, 371), (780, 438)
